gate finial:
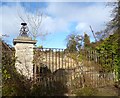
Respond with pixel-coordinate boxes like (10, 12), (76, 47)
(19, 23), (29, 37)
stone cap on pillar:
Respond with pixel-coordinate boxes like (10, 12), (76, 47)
(13, 23), (37, 45)
(13, 36), (37, 45)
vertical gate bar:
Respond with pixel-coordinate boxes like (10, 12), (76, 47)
(46, 49), (51, 89)
(89, 50), (91, 86)
(92, 50), (93, 86)
(97, 50), (99, 87)
(98, 52), (99, 87)
(65, 50), (67, 87)
(58, 49), (60, 70)
(70, 55), (73, 89)
(59, 49), (61, 82)
(46, 48), (47, 68)
(48, 48), (51, 88)
(90, 50), (93, 61)
(50, 49), (54, 70)
(62, 49), (64, 69)
(68, 51), (70, 90)
(68, 51), (69, 70)
(52, 49), (53, 72)
(51, 48), (56, 71)
(91, 50), (93, 61)
(94, 50), (97, 87)
(90, 50), (91, 61)
(56, 49), (58, 82)
(49, 48), (50, 71)
(93, 50), (97, 87)
(62, 49), (64, 85)
(52, 48), (56, 86)
(93, 50), (94, 61)
(59, 49), (62, 86)
(65, 50), (67, 69)
(48, 48), (50, 89)
(54, 49), (56, 82)
(73, 52), (75, 90)
(46, 48), (49, 88)
(72, 53), (74, 89)
(86, 49), (87, 60)
(53, 49), (55, 84)
(54, 49), (55, 72)
(94, 50), (96, 63)
(102, 53), (104, 87)
(99, 50), (101, 87)
(52, 48), (54, 87)
(43, 48), (46, 88)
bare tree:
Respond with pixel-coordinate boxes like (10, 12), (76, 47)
(17, 7), (48, 40)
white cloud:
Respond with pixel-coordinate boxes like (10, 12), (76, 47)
(40, 16), (69, 33)
(1, 3), (69, 37)
(46, 2), (113, 33)
(46, 2), (113, 41)
(0, 2), (114, 44)
(1, 3), (26, 36)
(75, 22), (90, 34)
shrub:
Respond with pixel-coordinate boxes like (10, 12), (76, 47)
(31, 77), (68, 96)
(75, 86), (98, 96)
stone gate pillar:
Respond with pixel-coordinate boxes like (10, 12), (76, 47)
(13, 23), (37, 79)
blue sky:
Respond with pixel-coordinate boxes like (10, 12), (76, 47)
(0, 2), (114, 49)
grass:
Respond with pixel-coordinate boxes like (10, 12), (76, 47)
(73, 85), (118, 96)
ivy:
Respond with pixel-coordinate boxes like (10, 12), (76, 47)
(96, 33), (119, 80)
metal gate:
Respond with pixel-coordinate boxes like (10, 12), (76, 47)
(33, 48), (116, 94)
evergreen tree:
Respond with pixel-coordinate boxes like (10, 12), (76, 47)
(83, 33), (90, 49)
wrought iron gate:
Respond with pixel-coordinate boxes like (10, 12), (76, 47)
(33, 48), (116, 94)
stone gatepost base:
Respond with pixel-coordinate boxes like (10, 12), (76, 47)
(13, 36), (37, 79)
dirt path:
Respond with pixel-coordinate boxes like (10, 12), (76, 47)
(96, 85), (119, 96)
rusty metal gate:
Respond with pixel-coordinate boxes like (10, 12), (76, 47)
(33, 48), (116, 94)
